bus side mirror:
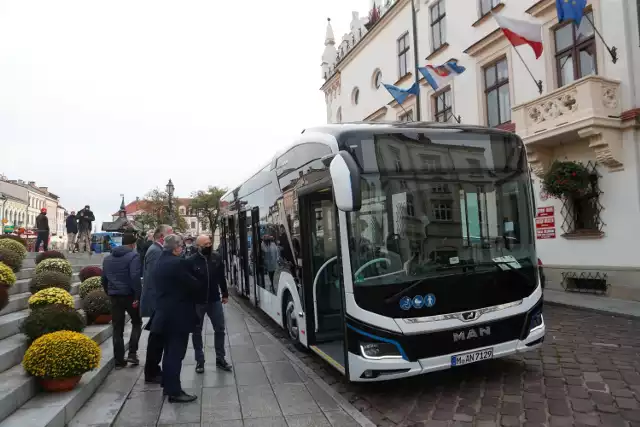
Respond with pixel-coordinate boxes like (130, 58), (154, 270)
(330, 151), (362, 212)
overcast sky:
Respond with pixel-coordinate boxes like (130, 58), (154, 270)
(0, 0), (365, 224)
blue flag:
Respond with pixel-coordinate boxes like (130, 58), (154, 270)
(383, 82), (419, 105)
(555, 0), (587, 27)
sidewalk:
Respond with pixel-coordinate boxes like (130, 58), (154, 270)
(70, 300), (372, 427)
(544, 288), (640, 318)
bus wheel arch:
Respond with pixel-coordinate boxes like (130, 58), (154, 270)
(282, 290), (305, 350)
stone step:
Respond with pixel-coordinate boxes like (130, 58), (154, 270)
(0, 335), (27, 375)
(0, 286), (81, 318)
(14, 264), (97, 281)
(0, 313), (29, 343)
(0, 323), (116, 424)
(24, 253), (108, 260)
(9, 274), (80, 297)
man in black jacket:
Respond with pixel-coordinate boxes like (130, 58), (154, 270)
(77, 205), (95, 253)
(34, 208), (49, 252)
(65, 211), (78, 253)
(101, 233), (143, 368)
(150, 234), (200, 403)
(189, 234), (232, 373)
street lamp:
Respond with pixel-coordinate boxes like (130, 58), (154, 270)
(0, 194), (6, 235)
(166, 179), (175, 226)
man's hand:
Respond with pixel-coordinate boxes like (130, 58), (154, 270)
(221, 297), (228, 304)
(132, 300), (140, 309)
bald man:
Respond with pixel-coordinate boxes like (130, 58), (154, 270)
(187, 234), (232, 373)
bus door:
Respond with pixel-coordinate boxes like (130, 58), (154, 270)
(251, 207), (263, 306)
(238, 211), (250, 298)
(299, 188), (346, 375)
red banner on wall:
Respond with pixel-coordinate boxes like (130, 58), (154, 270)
(535, 206), (556, 239)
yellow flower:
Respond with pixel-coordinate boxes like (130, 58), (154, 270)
(79, 276), (103, 299)
(35, 258), (73, 277)
(23, 330), (101, 378)
(0, 262), (16, 286)
(29, 287), (74, 310)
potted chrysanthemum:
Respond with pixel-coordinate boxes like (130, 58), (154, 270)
(22, 330), (101, 391)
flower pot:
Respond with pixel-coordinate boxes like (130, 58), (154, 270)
(94, 314), (112, 324)
(39, 375), (82, 392)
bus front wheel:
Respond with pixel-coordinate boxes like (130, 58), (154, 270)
(283, 292), (306, 351)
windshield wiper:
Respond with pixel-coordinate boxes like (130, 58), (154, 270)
(383, 259), (533, 304)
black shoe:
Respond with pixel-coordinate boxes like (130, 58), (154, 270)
(168, 392), (197, 403)
(145, 374), (163, 384)
(216, 359), (232, 372)
(115, 361), (127, 370)
(126, 353), (140, 366)
(195, 362), (205, 374)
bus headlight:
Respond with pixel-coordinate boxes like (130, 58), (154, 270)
(360, 342), (402, 359)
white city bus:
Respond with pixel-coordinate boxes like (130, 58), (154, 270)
(220, 122), (545, 382)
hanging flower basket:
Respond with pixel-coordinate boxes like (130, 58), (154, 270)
(542, 161), (594, 199)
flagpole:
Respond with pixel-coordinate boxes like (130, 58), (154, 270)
(583, 14), (617, 63)
(410, 0), (422, 121)
(512, 46), (543, 95)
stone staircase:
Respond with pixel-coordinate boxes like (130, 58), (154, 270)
(0, 252), (131, 427)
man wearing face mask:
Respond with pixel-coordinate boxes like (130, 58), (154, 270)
(183, 236), (196, 257)
(188, 234), (232, 373)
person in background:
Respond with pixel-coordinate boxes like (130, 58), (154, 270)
(141, 224), (173, 384)
(101, 232), (143, 368)
(189, 234), (232, 374)
(183, 236), (196, 257)
(137, 230), (154, 277)
(261, 235), (279, 292)
(77, 205), (95, 253)
(34, 208), (49, 252)
(151, 234), (199, 403)
(65, 211), (78, 253)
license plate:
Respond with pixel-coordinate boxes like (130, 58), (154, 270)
(451, 348), (493, 366)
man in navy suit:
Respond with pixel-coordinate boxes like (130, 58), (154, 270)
(150, 234), (200, 403)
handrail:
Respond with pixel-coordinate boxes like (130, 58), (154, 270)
(313, 256), (338, 333)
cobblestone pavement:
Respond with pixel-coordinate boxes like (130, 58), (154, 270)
(232, 295), (640, 427)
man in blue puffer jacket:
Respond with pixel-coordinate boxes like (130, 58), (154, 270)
(102, 232), (143, 369)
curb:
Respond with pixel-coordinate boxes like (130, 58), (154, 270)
(544, 300), (640, 320)
(229, 296), (376, 427)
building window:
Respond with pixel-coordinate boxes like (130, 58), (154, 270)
(432, 183), (450, 193)
(397, 32), (410, 77)
(389, 146), (403, 172)
(398, 110), (413, 122)
(479, 0), (499, 16)
(430, 0), (446, 51)
(484, 58), (510, 127)
(191, 221), (196, 229)
(336, 107), (342, 123)
(434, 88), (452, 122)
(467, 158), (483, 177)
(420, 154), (441, 172)
(554, 11), (596, 87)
(352, 87), (360, 105)
(372, 69), (382, 89)
(433, 200), (453, 221)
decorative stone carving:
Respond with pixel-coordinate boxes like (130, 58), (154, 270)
(526, 91), (578, 125)
(601, 85), (618, 109)
(526, 146), (554, 178)
(578, 127), (624, 172)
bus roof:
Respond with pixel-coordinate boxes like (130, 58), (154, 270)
(221, 121), (518, 201)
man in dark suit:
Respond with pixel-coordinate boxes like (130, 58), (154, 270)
(150, 234), (200, 403)
(141, 224), (172, 384)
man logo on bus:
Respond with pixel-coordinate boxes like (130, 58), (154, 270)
(425, 294), (436, 308)
(399, 296), (412, 311)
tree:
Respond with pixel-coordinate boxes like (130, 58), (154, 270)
(136, 188), (188, 232)
(190, 186), (227, 237)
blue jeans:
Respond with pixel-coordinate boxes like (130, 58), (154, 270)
(192, 300), (226, 363)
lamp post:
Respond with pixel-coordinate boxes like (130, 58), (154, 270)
(0, 194), (6, 235)
(166, 179), (175, 226)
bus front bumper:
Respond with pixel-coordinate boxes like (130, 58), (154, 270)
(347, 318), (545, 382)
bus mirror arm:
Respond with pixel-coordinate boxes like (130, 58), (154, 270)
(329, 151), (362, 212)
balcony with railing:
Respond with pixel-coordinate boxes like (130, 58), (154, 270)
(512, 75), (624, 177)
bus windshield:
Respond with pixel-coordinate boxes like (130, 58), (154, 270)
(343, 130), (537, 317)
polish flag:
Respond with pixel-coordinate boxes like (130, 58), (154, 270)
(493, 14), (544, 59)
